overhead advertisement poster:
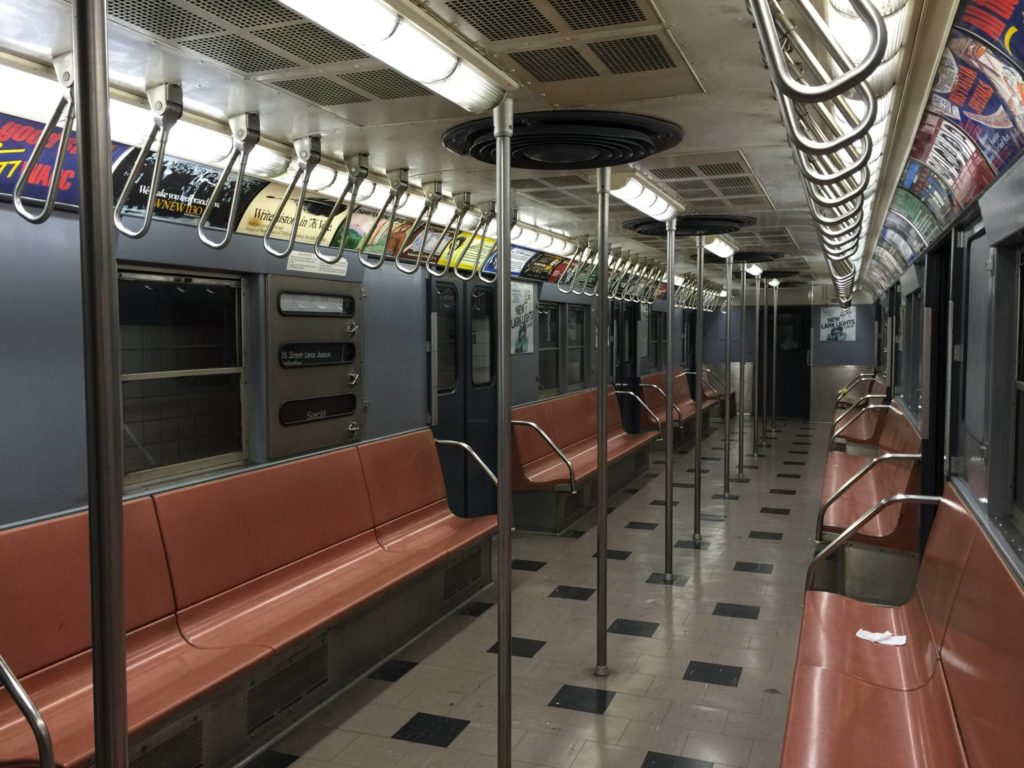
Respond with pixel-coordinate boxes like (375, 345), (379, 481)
(891, 188), (942, 246)
(820, 306), (857, 342)
(0, 112), (132, 209)
(237, 183), (348, 246)
(901, 160), (959, 222)
(511, 281), (535, 354)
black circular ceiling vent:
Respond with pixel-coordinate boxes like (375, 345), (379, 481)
(442, 110), (682, 170)
(624, 214), (755, 238)
(732, 250), (782, 264)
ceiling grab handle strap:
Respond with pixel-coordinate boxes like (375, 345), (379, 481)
(469, 202), (498, 283)
(197, 113), (260, 250)
(426, 191), (471, 277)
(314, 153), (368, 264)
(263, 136), (322, 258)
(454, 202), (495, 282)
(395, 180), (443, 274)
(13, 54), (76, 225)
(570, 247), (596, 295)
(356, 168), (409, 269)
(557, 241), (587, 294)
(480, 207), (517, 282)
(114, 83), (183, 239)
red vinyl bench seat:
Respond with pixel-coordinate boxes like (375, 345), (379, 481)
(638, 371), (703, 430)
(782, 483), (1024, 767)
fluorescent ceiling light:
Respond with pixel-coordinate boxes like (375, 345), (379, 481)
(768, 278), (781, 287)
(278, 0), (505, 113)
(705, 237), (736, 259)
(275, 162), (337, 192)
(745, 264), (764, 277)
(609, 174), (677, 222)
(829, 0), (910, 63)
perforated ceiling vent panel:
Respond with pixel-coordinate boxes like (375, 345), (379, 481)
(342, 70), (431, 99)
(510, 47), (597, 82)
(186, 0), (299, 28)
(108, 0), (222, 39)
(649, 166), (697, 180)
(273, 77), (369, 105)
(548, 0), (646, 29)
(542, 175), (591, 188)
(182, 34), (293, 72)
(253, 23), (367, 64)
(588, 34), (674, 74)
(446, 0), (557, 40)
(699, 161), (746, 177)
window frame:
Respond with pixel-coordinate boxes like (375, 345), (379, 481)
(566, 304), (586, 391)
(537, 300), (561, 395)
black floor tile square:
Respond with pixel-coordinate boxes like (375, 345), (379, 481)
(642, 751), (713, 768)
(686, 468), (710, 474)
(794, 441), (811, 445)
(369, 658), (417, 682)
(511, 559), (545, 571)
(700, 456), (721, 461)
(458, 600), (494, 616)
(594, 549), (632, 560)
(701, 514), (726, 522)
(647, 572), (689, 586)
(783, 460), (805, 466)
(650, 499), (679, 507)
(646, 473), (659, 478)
(712, 493), (740, 500)
(653, 459), (666, 464)
(788, 450), (809, 455)
(562, 529), (585, 539)
(713, 602), (761, 620)
(770, 488), (797, 495)
(749, 530), (784, 541)
(777, 473), (801, 479)
(247, 751), (298, 768)
(550, 585), (595, 601)
(675, 539), (710, 550)
(760, 507), (790, 516)
(609, 618), (659, 638)
(683, 660), (743, 687)
(548, 684), (615, 714)
(734, 561), (774, 574)
(627, 521), (659, 530)
(673, 482), (695, 488)
(392, 712), (470, 748)
(487, 636), (546, 658)
(623, 488), (641, 494)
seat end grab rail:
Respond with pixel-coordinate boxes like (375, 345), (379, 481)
(638, 383), (685, 423)
(435, 439), (498, 486)
(831, 393), (888, 428)
(806, 495), (963, 591)
(197, 113), (260, 250)
(263, 136), (322, 258)
(0, 653), (55, 768)
(13, 53), (75, 225)
(613, 388), (663, 432)
(815, 452), (922, 540)
(828, 402), (901, 451)
(510, 420), (577, 494)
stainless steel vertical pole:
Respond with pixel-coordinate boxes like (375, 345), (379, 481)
(722, 256), (737, 499)
(736, 270), (748, 477)
(753, 275), (763, 457)
(692, 235), (705, 543)
(595, 166), (610, 677)
(493, 96), (514, 768)
(760, 284), (768, 446)
(663, 218), (676, 582)
(74, 1), (127, 766)
(771, 283), (779, 432)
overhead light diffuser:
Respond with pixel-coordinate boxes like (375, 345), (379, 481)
(745, 264), (764, 277)
(278, 0), (505, 113)
(705, 237), (736, 259)
(768, 278), (781, 287)
(609, 174), (678, 221)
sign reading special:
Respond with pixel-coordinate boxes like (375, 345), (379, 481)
(820, 306), (858, 342)
(511, 281), (535, 355)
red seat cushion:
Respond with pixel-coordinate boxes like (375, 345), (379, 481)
(819, 451), (871, 503)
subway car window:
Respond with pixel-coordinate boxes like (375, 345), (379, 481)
(899, 289), (923, 419)
(435, 283), (458, 393)
(538, 302), (560, 395)
(470, 288), (494, 386)
(119, 272), (244, 478)
(649, 310), (667, 371)
(567, 304), (585, 390)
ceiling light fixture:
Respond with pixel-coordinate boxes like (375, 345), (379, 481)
(705, 237), (736, 259)
(278, 0), (507, 113)
(768, 277), (781, 287)
(609, 172), (679, 222)
(745, 263), (764, 277)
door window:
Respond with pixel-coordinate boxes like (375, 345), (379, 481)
(471, 288), (494, 386)
(538, 302), (560, 394)
(436, 283), (458, 392)
(567, 305), (586, 389)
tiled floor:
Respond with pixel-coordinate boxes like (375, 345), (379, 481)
(275, 418), (825, 767)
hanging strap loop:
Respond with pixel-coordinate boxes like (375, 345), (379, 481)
(263, 136), (322, 258)
(197, 113), (260, 250)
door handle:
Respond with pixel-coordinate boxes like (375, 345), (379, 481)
(430, 311), (439, 427)
(348, 372), (360, 386)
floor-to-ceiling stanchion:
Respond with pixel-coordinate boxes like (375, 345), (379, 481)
(493, 96), (514, 768)
(663, 218), (676, 582)
(692, 235), (705, 543)
(760, 283), (769, 447)
(736, 269), (749, 476)
(74, 1), (129, 766)
(721, 255), (738, 499)
(595, 166), (611, 677)
(752, 272), (764, 457)
(770, 279), (779, 433)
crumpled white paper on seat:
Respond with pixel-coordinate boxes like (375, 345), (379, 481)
(855, 629), (907, 646)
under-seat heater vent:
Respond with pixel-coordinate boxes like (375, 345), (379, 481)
(246, 644), (329, 733)
(130, 721), (203, 768)
(444, 546), (483, 598)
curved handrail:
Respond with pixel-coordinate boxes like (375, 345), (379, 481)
(703, 367), (727, 395)
(806, 495), (961, 591)
(114, 83), (183, 238)
(425, 192), (471, 278)
(815, 452), (922, 540)
(639, 383), (685, 424)
(614, 388), (663, 433)
(394, 180), (443, 275)
(0, 653), (54, 768)
(263, 136), (322, 258)
(834, 374), (885, 410)
(197, 113), (260, 250)
(13, 54), (75, 225)
(435, 439), (497, 486)
(831, 392), (888, 428)
(314, 153), (368, 264)
(356, 168), (409, 270)
(511, 420), (577, 494)
(828, 402), (898, 450)
(454, 202), (496, 282)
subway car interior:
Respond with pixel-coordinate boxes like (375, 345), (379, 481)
(3, 0), (1024, 766)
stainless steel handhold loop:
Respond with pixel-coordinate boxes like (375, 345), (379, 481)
(357, 168), (409, 269)
(395, 180), (443, 274)
(315, 153), (368, 264)
(557, 241), (587, 294)
(263, 136), (322, 258)
(197, 113), (260, 250)
(113, 83), (183, 239)
(458, 202), (497, 283)
(426, 191), (472, 278)
(13, 54), (75, 225)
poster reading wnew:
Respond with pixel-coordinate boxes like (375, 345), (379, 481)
(820, 306), (857, 342)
